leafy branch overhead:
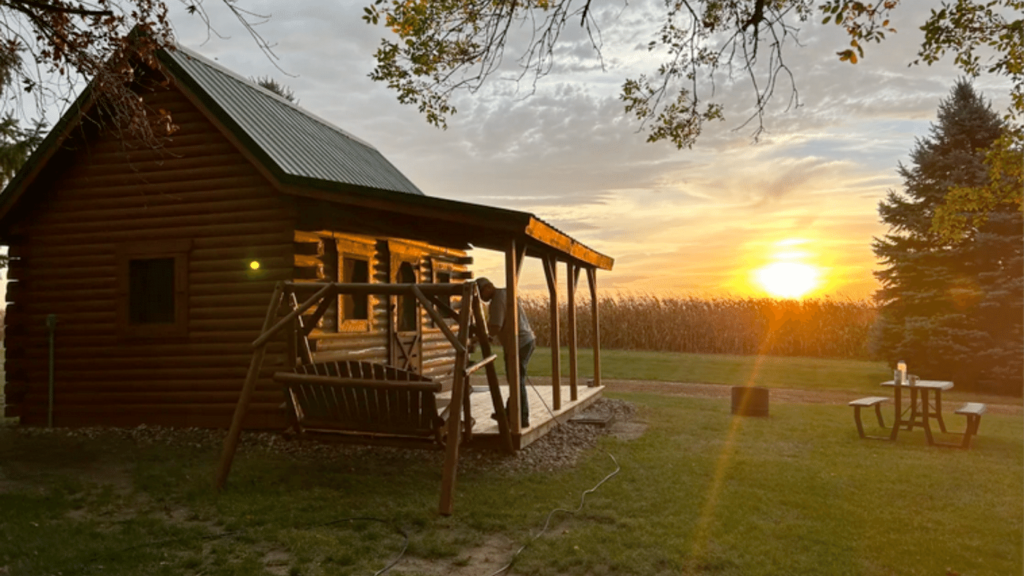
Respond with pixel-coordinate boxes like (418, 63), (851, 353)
(0, 0), (279, 145)
(364, 0), (1021, 149)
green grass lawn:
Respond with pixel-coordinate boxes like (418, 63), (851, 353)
(485, 347), (1020, 405)
(521, 347), (891, 392)
(1, 352), (1021, 575)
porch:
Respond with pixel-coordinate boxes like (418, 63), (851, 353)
(460, 381), (605, 451)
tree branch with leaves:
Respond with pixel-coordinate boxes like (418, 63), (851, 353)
(0, 1), (279, 145)
(364, 0), (1021, 149)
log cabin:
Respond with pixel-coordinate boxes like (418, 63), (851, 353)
(0, 42), (614, 439)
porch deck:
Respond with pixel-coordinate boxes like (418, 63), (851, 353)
(458, 381), (605, 450)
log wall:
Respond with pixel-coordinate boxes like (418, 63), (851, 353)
(3, 79), (296, 428)
(294, 235), (471, 380)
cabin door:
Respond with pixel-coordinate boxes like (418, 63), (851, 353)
(391, 261), (421, 373)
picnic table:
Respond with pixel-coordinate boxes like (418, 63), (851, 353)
(880, 379), (953, 445)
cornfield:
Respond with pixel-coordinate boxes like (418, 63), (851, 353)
(522, 294), (878, 360)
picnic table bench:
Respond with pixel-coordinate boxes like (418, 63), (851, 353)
(848, 396), (889, 439)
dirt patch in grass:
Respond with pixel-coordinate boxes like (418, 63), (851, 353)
(393, 533), (518, 576)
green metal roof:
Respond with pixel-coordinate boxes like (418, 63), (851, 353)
(160, 46), (425, 196)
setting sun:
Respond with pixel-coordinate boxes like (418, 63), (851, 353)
(755, 262), (820, 299)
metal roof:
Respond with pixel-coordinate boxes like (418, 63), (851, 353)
(160, 46), (425, 196)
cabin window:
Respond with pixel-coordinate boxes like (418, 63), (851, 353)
(431, 262), (454, 326)
(117, 240), (190, 338)
(397, 261), (418, 333)
(342, 256), (370, 321)
(334, 236), (376, 332)
(129, 258), (176, 324)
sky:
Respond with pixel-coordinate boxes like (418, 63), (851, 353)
(134, 2), (1015, 299)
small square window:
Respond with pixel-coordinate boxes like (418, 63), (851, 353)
(129, 258), (176, 324)
(117, 240), (190, 339)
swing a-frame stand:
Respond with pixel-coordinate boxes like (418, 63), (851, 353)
(214, 280), (511, 515)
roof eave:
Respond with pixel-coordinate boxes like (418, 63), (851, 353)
(281, 175), (614, 270)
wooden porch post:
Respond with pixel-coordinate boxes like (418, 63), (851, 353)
(505, 239), (522, 434)
(566, 263), (579, 401)
(586, 268), (601, 388)
(543, 256), (561, 410)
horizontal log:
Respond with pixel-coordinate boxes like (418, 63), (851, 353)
(48, 353), (260, 371)
(14, 365), (274, 381)
(190, 306), (269, 321)
(74, 140), (237, 166)
(7, 298), (114, 315)
(11, 378), (279, 394)
(23, 220), (295, 247)
(18, 401), (279, 416)
(52, 175), (271, 200)
(4, 311), (115, 327)
(44, 186), (279, 216)
(191, 245), (293, 263)
(83, 131), (237, 156)
(190, 292), (286, 308)
(293, 265), (325, 280)
(294, 241), (323, 256)
(34, 197), (285, 227)
(68, 152), (249, 181)
(311, 349), (388, 364)
(190, 280), (284, 296)
(190, 256), (291, 274)
(16, 405), (284, 430)
(274, 372), (442, 393)
(7, 265), (113, 283)
(7, 253), (114, 270)
(293, 230), (323, 243)
(62, 160), (255, 188)
(3, 274), (114, 290)
(310, 332), (387, 346)
(24, 390), (282, 406)
(419, 339), (460, 355)
(4, 322), (286, 341)
(189, 317), (269, 332)
(139, 88), (194, 105)
(31, 208), (291, 237)
(191, 268), (293, 285)
(10, 341), (285, 360)
(294, 254), (323, 268)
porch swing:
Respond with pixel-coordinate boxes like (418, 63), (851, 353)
(214, 279), (512, 515)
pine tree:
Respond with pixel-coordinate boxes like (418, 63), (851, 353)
(0, 114), (44, 189)
(872, 79), (1023, 395)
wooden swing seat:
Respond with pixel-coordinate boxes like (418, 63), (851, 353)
(274, 360), (452, 448)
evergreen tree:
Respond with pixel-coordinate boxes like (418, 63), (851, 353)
(251, 76), (298, 104)
(0, 114), (44, 189)
(872, 79), (1023, 395)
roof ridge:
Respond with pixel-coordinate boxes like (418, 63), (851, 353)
(169, 44), (378, 151)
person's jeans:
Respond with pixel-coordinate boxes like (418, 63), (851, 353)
(503, 338), (535, 427)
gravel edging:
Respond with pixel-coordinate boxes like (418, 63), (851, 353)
(6, 398), (640, 476)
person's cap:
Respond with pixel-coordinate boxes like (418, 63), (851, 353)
(476, 277), (493, 289)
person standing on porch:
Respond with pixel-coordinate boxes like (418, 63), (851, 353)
(477, 277), (534, 428)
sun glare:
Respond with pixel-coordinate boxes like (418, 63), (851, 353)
(755, 262), (819, 299)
